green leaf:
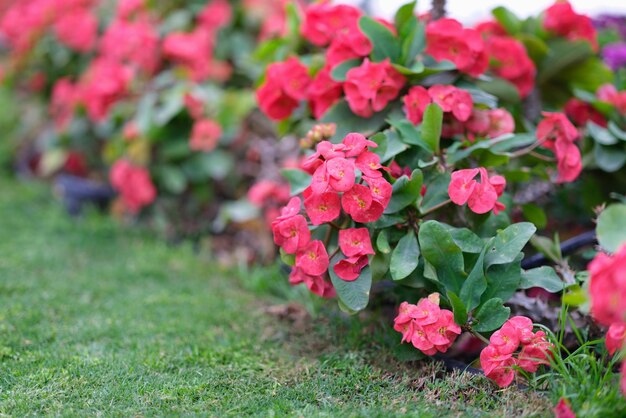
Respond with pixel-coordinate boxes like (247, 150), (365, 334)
(421, 104), (443, 153)
(376, 230), (391, 254)
(330, 59), (362, 82)
(156, 165), (187, 194)
(385, 169), (423, 214)
(370, 251), (390, 281)
(608, 121), (626, 142)
(418, 221), (465, 293)
(329, 256), (372, 312)
(281, 169), (311, 196)
(279, 248), (295, 266)
(597, 204), (626, 252)
(475, 78), (520, 103)
(482, 255), (523, 303)
(394, 1), (416, 33)
(522, 204), (547, 229)
(371, 130), (409, 163)
(446, 134), (536, 164)
(587, 121), (618, 145)
(447, 291), (468, 326)
(401, 19), (425, 67)
(539, 39), (594, 84)
(491, 6), (521, 34)
(443, 225), (484, 254)
(459, 248), (487, 311)
(390, 231), (420, 280)
(322, 100), (390, 138)
(530, 235), (562, 263)
(473, 298), (510, 332)
(390, 118), (433, 152)
(560, 57), (614, 92)
(594, 143), (626, 172)
(419, 172), (451, 214)
(359, 16), (401, 63)
(520, 266), (564, 293)
(484, 222), (537, 269)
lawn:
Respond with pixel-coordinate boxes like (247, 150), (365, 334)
(0, 179), (550, 416)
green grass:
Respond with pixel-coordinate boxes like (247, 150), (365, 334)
(0, 179), (551, 416)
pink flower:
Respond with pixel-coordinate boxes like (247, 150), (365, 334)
(189, 119), (222, 152)
(355, 151), (388, 178)
(342, 133), (377, 158)
(543, 1), (597, 51)
(425, 18), (488, 77)
(289, 267), (335, 298)
(393, 295), (461, 355)
(295, 240), (329, 276)
(448, 168), (479, 206)
(304, 190), (341, 225)
(339, 228), (374, 258)
(308, 67), (343, 119)
(403, 86), (431, 125)
(344, 59), (406, 118)
(271, 198), (311, 254)
(163, 29), (215, 82)
(490, 325), (520, 355)
(100, 17), (161, 75)
(333, 255), (369, 281)
(50, 78), (79, 131)
(486, 36), (536, 98)
(428, 85), (473, 122)
(537, 112), (582, 183)
(54, 8), (98, 52)
(606, 323), (626, 355)
(589, 245), (626, 327)
(110, 160), (157, 214)
(364, 176), (392, 207)
(326, 157), (356, 192)
(564, 99), (607, 127)
(257, 57), (311, 121)
(341, 184), (384, 223)
(326, 27), (372, 67)
(301, 3), (361, 46)
(466, 169), (499, 214)
(466, 108), (515, 140)
(184, 93), (205, 120)
(79, 58), (133, 122)
(198, 0), (232, 31)
(553, 398), (576, 418)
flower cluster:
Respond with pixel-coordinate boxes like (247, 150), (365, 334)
(543, 1), (598, 51)
(448, 167), (506, 214)
(425, 18), (488, 77)
(480, 316), (553, 387)
(248, 179), (291, 225)
(345, 59), (406, 118)
(564, 99), (607, 128)
(403, 85), (472, 125)
(393, 294), (462, 355)
(537, 112), (582, 183)
(256, 57), (312, 121)
(483, 35), (536, 98)
(597, 84), (626, 116)
(109, 159), (157, 214)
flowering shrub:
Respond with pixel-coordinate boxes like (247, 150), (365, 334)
(254, 0), (626, 390)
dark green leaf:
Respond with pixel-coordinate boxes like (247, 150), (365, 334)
(475, 78), (520, 103)
(359, 16), (401, 63)
(520, 266), (564, 293)
(385, 169), (423, 214)
(459, 248), (487, 311)
(390, 231), (420, 280)
(370, 251), (390, 281)
(482, 255), (523, 303)
(484, 222), (536, 269)
(390, 118), (433, 152)
(522, 204), (547, 229)
(394, 1), (416, 33)
(419, 171), (451, 214)
(401, 19), (425, 67)
(447, 291), (468, 326)
(443, 225), (484, 253)
(329, 256), (372, 312)
(608, 121), (626, 141)
(539, 40), (594, 84)
(421, 104), (443, 153)
(473, 298), (510, 332)
(376, 230), (391, 254)
(157, 165), (187, 194)
(418, 221), (465, 293)
(597, 204), (626, 252)
(322, 100), (390, 138)
(371, 130), (409, 162)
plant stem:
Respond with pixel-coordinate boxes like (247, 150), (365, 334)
(431, 0), (446, 20)
(420, 199), (452, 217)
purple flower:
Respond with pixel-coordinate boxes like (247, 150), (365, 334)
(602, 43), (626, 70)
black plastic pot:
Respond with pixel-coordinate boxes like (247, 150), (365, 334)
(54, 174), (115, 216)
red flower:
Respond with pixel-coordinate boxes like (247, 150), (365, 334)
(326, 157), (356, 192)
(326, 28), (372, 68)
(163, 29), (215, 82)
(486, 36), (536, 98)
(355, 151), (387, 178)
(465, 108), (515, 140)
(198, 0), (233, 32)
(341, 184), (384, 223)
(344, 59), (406, 118)
(342, 133), (377, 158)
(425, 18), (488, 77)
(257, 57), (311, 121)
(553, 398), (576, 418)
(448, 168), (479, 206)
(189, 119), (222, 152)
(564, 99), (607, 127)
(339, 228), (374, 258)
(606, 323), (626, 355)
(474, 20), (507, 37)
(543, 1), (597, 51)
(308, 67), (343, 119)
(364, 176), (392, 207)
(271, 197), (311, 254)
(110, 160), (157, 214)
(100, 17), (161, 75)
(54, 8), (98, 52)
(537, 112), (582, 183)
(50, 78), (79, 131)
